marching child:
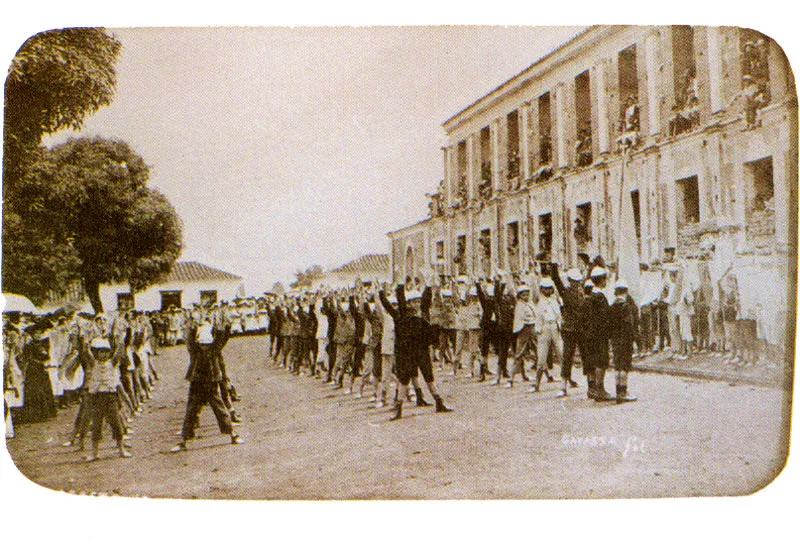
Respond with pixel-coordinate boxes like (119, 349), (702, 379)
(84, 337), (131, 462)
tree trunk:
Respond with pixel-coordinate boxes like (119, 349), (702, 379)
(84, 275), (104, 314)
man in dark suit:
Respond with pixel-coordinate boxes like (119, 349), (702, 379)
(491, 275), (516, 385)
(550, 263), (584, 396)
(379, 274), (451, 420)
(171, 320), (243, 452)
(586, 266), (613, 401)
(610, 280), (638, 404)
(475, 279), (498, 382)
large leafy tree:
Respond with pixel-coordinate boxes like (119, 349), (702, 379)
(4, 28), (122, 195)
(7, 137), (183, 312)
(3, 28), (123, 305)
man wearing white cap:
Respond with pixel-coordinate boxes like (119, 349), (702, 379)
(550, 263), (584, 396)
(508, 285), (534, 387)
(610, 280), (638, 403)
(586, 266), (614, 401)
(531, 278), (563, 392)
(171, 321), (243, 452)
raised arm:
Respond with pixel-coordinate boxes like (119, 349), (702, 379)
(378, 289), (398, 319)
(550, 262), (567, 297)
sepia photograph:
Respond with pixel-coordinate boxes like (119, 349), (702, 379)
(1, 4), (798, 530)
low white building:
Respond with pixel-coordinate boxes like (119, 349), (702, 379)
(312, 254), (390, 290)
(100, 261), (245, 311)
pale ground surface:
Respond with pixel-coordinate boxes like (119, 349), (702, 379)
(6, 334), (791, 500)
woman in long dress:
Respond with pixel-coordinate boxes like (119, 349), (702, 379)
(18, 321), (57, 424)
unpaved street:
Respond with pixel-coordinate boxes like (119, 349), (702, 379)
(6, 335), (790, 499)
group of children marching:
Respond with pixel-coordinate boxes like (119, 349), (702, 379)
(5, 254), (640, 458)
(262, 255), (640, 421)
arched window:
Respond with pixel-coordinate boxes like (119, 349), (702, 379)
(405, 246), (415, 280)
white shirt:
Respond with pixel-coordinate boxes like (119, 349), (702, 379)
(513, 301), (536, 334)
(535, 295), (562, 330)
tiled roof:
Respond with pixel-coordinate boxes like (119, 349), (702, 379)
(165, 261), (242, 283)
(330, 254), (390, 276)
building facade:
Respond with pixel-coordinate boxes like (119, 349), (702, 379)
(99, 261), (245, 311)
(388, 26), (797, 353)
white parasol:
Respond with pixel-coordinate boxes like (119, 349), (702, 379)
(2, 293), (37, 313)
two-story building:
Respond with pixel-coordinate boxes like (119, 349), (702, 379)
(388, 26), (797, 356)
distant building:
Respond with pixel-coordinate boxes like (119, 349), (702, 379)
(312, 254), (390, 289)
(100, 261), (245, 311)
(389, 26), (796, 356)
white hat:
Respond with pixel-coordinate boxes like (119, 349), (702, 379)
(517, 285), (530, 295)
(567, 268), (583, 282)
(539, 277), (555, 289)
(590, 266), (608, 278)
(456, 275), (468, 283)
(484, 284), (495, 296)
(441, 288), (453, 297)
(614, 279), (629, 290)
(196, 324), (214, 344)
(405, 289), (422, 301)
(90, 337), (111, 350)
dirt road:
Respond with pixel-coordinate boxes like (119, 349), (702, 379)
(6, 334), (790, 499)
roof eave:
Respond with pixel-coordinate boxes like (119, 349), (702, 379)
(442, 26), (621, 134)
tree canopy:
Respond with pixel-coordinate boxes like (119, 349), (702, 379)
(4, 137), (183, 312)
(3, 28), (122, 194)
(291, 265), (324, 289)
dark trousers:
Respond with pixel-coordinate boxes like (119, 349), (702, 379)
(352, 343), (366, 377)
(657, 302), (670, 349)
(88, 392), (124, 444)
(181, 381), (233, 440)
(496, 330), (513, 377)
(326, 341), (337, 381)
(562, 330), (584, 380)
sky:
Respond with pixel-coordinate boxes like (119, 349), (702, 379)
(43, 26), (587, 295)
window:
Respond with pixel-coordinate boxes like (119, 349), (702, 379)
(740, 29), (771, 124)
(200, 290), (218, 307)
(507, 221), (520, 272)
(669, 26), (700, 137)
(456, 140), (468, 202)
(575, 71), (593, 166)
(538, 92), (552, 166)
(618, 45), (640, 133)
(676, 175), (700, 225)
(507, 110), (520, 184)
(672, 26), (697, 109)
(479, 228), (492, 276)
(117, 293), (134, 311)
(745, 157), (774, 213)
(479, 126), (492, 199)
(405, 246), (415, 281)
(434, 241), (446, 276)
(574, 202), (592, 251)
(630, 189), (642, 241)
(455, 235), (467, 275)
(160, 291), (182, 312)
(538, 213), (553, 256)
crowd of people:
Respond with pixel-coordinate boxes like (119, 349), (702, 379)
(4, 252), (757, 456)
(4, 309), (161, 460)
(260, 255), (644, 422)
